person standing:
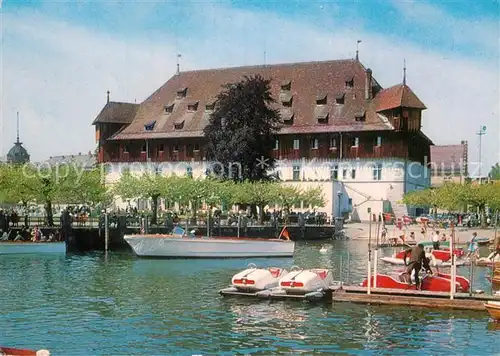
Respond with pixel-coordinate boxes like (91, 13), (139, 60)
(466, 232), (479, 260)
(432, 230), (440, 250)
(403, 243), (432, 290)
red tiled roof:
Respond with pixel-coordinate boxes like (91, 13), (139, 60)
(430, 144), (467, 172)
(92, 102), (139, 125)
(110, 59), (403, 140)
(375, 84), (427, 112)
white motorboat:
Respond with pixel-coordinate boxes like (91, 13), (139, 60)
(124, 226), (294, 258)
(220, 263), (288, 293)
(277, 267), (334, 295)
(0, 241), (65, 255)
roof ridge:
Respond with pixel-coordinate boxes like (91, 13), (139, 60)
(179, 58), (358, 75)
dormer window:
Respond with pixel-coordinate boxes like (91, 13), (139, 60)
(280, 91), (293, 107)
(345, 75), (354, 89)
(315, 105), (329, 123)
(355, 111), (366, 121)
(316, 93), (327, 105)
(187, 101), (199, 112)
(174, 119), (184, 130)
(280, 109), (294, 124)
(205, 102), (215, 111)
(176, 87), (187, 99)
(165, 103), (174, 113)
(336, 92), (345, 105)
(352, 137), (359, 147)
(144, 120), (156, 131)
(280, 80), (291, 91)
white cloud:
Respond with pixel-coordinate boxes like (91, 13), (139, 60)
(1, 4), (498, 174)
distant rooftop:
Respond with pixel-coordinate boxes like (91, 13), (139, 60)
(43, 152), (96, 170)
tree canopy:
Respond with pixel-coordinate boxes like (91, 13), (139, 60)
(489, 163), (500, 180)
(0, 162), (109, 225)
(203, 75), (282, 181)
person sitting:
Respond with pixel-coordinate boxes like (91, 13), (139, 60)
(14, 231), (23, 241)
(0, 230), (8, 241)
(403, 243), (433, 290)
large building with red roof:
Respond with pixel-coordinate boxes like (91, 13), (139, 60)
(93, 58), (433, 221)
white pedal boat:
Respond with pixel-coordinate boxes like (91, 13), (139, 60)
(229, 263), (288, 292)
(277, 267), (334, 294)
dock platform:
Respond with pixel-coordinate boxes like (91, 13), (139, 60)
(331, 286), (500, 311)
(219, 288), (332, 302)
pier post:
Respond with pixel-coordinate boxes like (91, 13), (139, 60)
(450, 223), (456, 300)
(237, 215), (240, 238)
(367, 208), (372, 294)
(374, 214), (381, 288)
(104, 213), (109, 252)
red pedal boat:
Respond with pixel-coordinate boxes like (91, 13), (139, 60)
(361, 272), (470, 293)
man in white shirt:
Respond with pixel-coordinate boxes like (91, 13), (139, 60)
(432, 230), (440, 250)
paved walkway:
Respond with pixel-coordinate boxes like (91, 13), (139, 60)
(344, 222), (498, 245)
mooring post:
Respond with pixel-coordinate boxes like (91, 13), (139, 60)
(450, 223), (456, 300)
(367, 207), (372, 295)
(374, 214), (381, 288)
(346, 252), (350, 285)
(104, 212), (109, 252)
(339, 255), (343, 283)
(469, 252), (475, 296)
(237, 215), (240, 238)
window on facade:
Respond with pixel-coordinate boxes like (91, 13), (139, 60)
(155, 165), (162, 175)
(329, 137), (337, 149)
(377, 136), (382, 146)
(274, 139), (279, 150)
(352, 137), (359, 147)
(351, 169), (356, 179)
(141, 144), (146, 152)
(330, 165), (338, 180)
(310, 138), (318, 149)
(158, 144), (164, 152)
(173, 145), (179, 152)
(194, 142), (200, 151)
(293, 139), (300, 150)
(345, 78), (354, 88)
(186, 166), (193, 178)
(123, 145), (129, 153)
(342, 168), (347, 180)
(292, 165), (301, 181)
(373, 163), (382, 181)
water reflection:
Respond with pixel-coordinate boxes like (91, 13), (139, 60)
(0, 240), (498, 355)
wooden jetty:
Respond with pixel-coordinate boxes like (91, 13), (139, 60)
(330, 286), (500, 311)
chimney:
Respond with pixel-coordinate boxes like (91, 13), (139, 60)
(107, 90), (110, 104)
(365, 68), (373, 100)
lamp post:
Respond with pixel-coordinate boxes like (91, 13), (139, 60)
(476, 125), (486, 179)
(337, 191), (342, 218)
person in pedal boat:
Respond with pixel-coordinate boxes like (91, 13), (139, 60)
(403, 243), (432, 290)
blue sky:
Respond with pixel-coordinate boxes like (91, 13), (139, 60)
(1, 0), (499, 175)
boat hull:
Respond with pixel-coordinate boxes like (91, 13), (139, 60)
(0, 242), (65, 255)
(124, 235), (295, 258)
(485, 301), (500, 320)
(361, 273), (466, 292)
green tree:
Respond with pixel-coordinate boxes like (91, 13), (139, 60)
(114, 171), (176, 225)
(489, 163), (500, 180)
(203, 75), (282, 181)
(301, 186), (326, 210)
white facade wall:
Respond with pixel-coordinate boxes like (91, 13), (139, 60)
(103, 158), (430, 222)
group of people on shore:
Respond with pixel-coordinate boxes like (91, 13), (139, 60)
(0, 225), (57, 242)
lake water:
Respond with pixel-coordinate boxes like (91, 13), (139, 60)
(1, 240), (498, 355)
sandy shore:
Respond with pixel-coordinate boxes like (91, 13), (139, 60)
(343, 222), (498, 245)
